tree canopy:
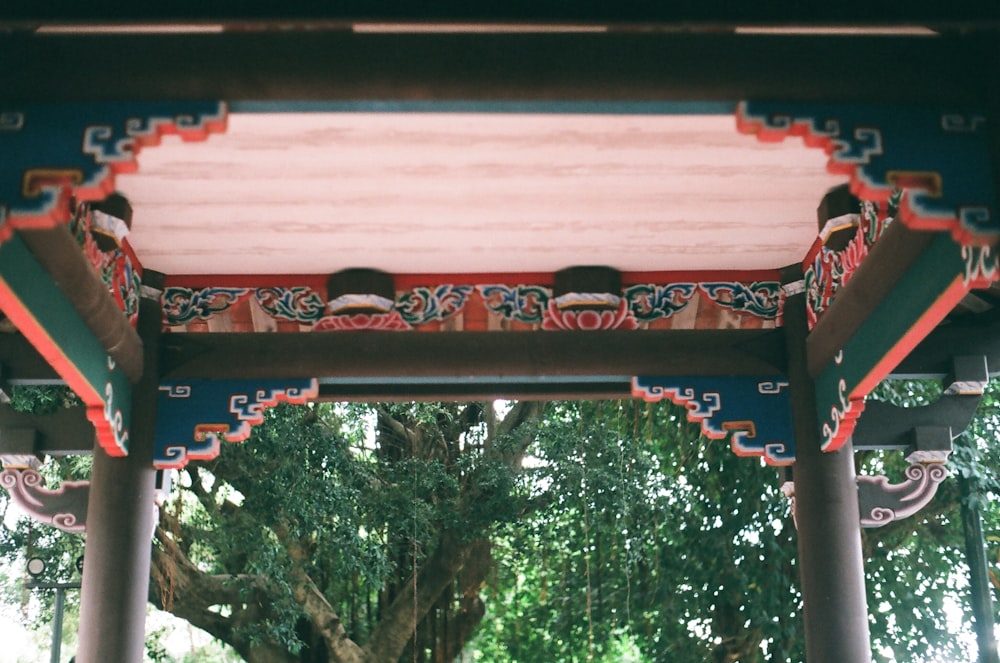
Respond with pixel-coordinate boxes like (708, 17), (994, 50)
(2, 385), (999, 662)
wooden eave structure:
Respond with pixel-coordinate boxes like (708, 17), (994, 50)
(2, 8), (1000, 662)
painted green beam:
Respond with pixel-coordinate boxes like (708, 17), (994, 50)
(809, 229), (997, 452)
(0, 234), (131, 456)
(19, 225), (143, 382)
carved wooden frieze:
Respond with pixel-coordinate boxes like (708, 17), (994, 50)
(805, 194), (897, 329)
(70, 199), (142, 327)
(162, 287), (252, 326)
(160, 276), (783, 333)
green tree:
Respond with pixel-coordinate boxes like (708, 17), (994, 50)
(473, 387), (1000, 663)
(145, 400), (545, 663)
(470, 400), (800, 663)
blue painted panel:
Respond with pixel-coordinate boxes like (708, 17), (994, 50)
(632, 375), (794, 465)
(155, 379), (319, 469)
(0, 102), (225, 226)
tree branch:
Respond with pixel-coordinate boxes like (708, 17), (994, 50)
(377, 407), (418, 448)
(149, 523), (243, 647)
(491, 400), (547, 468)
(441, 538), (492, 662)
(290, 569), (365, 663)
(362, 529), (473, 662)
(272, 519), (365, 663)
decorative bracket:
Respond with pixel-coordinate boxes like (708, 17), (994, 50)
(781, 431), (952, 530)
(631, 376), (795, 465)
(854, 361), (981, 527)
(154, 378), (320, 469)
(855, 355), (989, 527)
(780, 466), (797, 529)
(0, 468), (88, 533)
(542, 266), (638, 330)
(858, 458), (950, 528)
(786, 355), (986, 529)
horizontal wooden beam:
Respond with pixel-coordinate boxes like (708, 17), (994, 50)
(0, 404), (95, 456)
(0, 31), (988, 105)
(316, 379), (631, 402)
(1, 1), (997, 28)
(160, 329), (787, 382)
(806, 222), (935, 378)
(9, 311), (1000, 401)
(0, 234), (133, 455)
(0, 333), (60, 384)
(893, 317), (1000, 378)
(852, 396), (981, 451)
(4, 329), (786, 386)
(809, 228), (997, 452)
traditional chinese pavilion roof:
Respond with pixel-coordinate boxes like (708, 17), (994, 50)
(2, 18), (999, 467)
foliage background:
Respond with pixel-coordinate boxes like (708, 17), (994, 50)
(1, 381), (998, 662)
